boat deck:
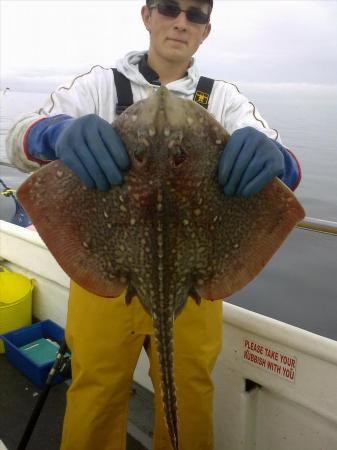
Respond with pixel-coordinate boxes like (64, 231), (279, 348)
(0, 355), (152, 450)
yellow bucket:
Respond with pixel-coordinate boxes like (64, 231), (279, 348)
(0, 267), (33, 353)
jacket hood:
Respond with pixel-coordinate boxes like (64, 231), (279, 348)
(115, 50), (200, 96)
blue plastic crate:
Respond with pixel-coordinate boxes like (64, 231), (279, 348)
(1, 319), (67, 388)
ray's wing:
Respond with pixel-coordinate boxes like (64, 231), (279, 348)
(17, 160), (131, 298)
(194, 178), (305, 300)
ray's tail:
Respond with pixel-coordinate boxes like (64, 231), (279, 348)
(153, 313), (179, 450)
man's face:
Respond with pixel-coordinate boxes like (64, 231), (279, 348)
(142, 0), (211, 64)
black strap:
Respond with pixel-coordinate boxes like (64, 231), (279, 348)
(193, 76), (214, 110)
(112, 68), (134, 115)
(112, 69), (214, 115)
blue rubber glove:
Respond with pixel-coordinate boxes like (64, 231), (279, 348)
(218, 126), (285, 198)
(54, 114), (130, 191)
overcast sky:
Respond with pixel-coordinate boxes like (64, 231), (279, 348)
(1, 0), (337, 91)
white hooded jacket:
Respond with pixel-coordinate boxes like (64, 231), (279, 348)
(7, 50), (285, 174)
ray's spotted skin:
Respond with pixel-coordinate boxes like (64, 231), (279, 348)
(17, 87), (305, 450)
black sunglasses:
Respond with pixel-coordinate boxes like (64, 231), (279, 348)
(151, 1), (210, 25)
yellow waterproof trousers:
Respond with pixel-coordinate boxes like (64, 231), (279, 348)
(61, 281), (223, 450)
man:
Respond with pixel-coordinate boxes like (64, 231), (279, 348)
(6, 1), (301, 449)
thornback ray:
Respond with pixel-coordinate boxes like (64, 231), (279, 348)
(17, 87), (305, 450)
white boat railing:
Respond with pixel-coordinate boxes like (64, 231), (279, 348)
(297, 217), (337, 236)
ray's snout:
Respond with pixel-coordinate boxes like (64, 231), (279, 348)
(141, 87), (190, 131)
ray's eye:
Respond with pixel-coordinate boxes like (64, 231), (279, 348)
(134, 147), (146, 163)
(171, 147), (187, 167)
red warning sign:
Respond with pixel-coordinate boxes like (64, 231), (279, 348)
(243, 338), (297, 382)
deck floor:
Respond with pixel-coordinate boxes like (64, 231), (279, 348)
(0, 355), (150, 450)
